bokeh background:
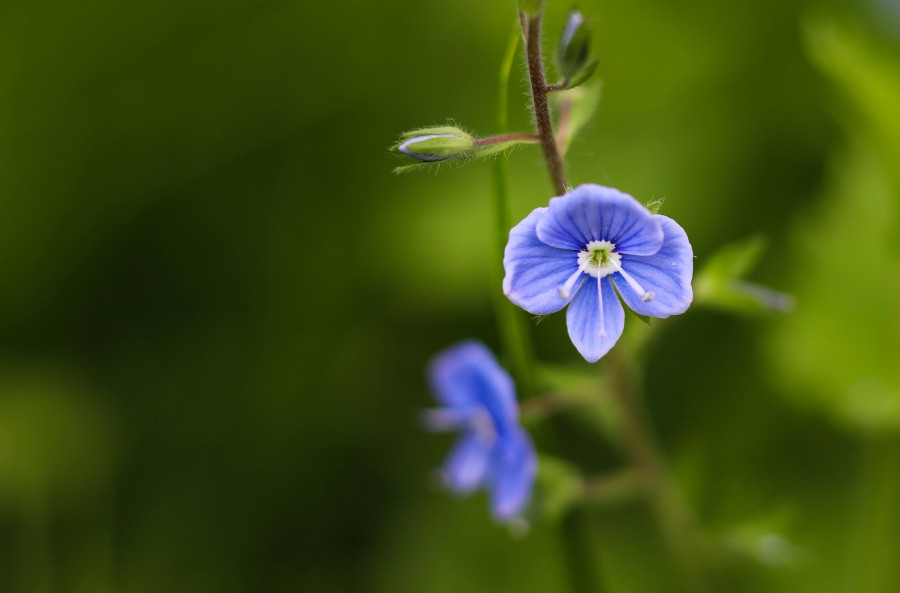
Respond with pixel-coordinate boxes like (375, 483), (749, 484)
(1, 0), (899, 591)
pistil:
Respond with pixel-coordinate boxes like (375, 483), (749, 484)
(596, 277), (607, 338)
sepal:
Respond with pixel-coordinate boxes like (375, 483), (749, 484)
(645, 197), (665, 214)
(552, 81), (602, 155)
(556, 9), (593, 81)
(391, 126), (474, 162)
(391, 126), (538, 173)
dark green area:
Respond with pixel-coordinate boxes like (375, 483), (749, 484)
(1, 0), (899, 591)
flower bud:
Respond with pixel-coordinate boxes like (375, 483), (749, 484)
(393, 126), (474, 162)
(556, 9), (591, 80)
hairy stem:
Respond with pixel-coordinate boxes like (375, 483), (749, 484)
(522, 7), (567, 195)
(476, 133), (540, 146)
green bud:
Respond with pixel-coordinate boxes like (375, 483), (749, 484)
(556, 9), (592, 80)
(392, 126), (474, 162)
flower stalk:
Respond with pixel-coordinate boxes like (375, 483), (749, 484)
(517, 3), (708, 590)
(521, 4), (567, 195)
(476, 133), (540, 146)
(606, 350), (710, 591)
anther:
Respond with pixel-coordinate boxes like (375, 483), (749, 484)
(558, 262), (589, 299)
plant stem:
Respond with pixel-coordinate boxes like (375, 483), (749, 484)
(560, 509), (601, 593)
(522, 6), (567, 195)
(842, 436), (900, 593)
(517, 4), (706, 590)
(476, 133), (540, 146)
(606, 349), (709, 591)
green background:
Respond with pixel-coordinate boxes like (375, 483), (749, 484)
(1, 0), (899, 591)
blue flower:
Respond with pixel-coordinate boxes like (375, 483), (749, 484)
(503, 184), (693, 362)
(423, 341), (536, 521)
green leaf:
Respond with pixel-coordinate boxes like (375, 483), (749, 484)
(624, 303), (653, 326)
(702, 234), (766, 279)
(694, 235), (793, 315)
(558, 58), (600, 92)
(769, 17), (900, 431)
(553, 81), (603, 156)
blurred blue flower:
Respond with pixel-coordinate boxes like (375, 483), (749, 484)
(503, 184), (693, 362)
(423, 341), (536, 521)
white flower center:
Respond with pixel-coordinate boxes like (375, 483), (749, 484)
(556, 240), (656, 304)
(578, 240), (621, 278)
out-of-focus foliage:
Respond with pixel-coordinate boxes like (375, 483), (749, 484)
(771, 18), (900, 432)
(1, 0), (899, 592)
(694, 235), (794, 315)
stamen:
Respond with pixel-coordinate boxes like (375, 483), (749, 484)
(558, 262), (589, 299)
(596, 277), (607, 338)
(609, 259), (655, 302)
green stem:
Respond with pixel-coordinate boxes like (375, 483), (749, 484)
(493, 24), (536, 397)
(842, 435), (900, 593)
(514, 7), (601, 591)
(606, 350), (709, 592)
(476, 133), (540, 146)
(560, 509), (602, 593)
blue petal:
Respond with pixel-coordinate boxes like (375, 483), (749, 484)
(428, 341), (519, 431)
(488, 428), (537, 520)
(566, 276), (625, 362)
(503, 207), (583, 315)
(536, 184), (664, 255)
(612, 215), (693, 318)
(443, 433), (492, 494)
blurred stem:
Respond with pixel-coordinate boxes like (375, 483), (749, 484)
(512, 9), (600, 591)
(843, 435), (900, 593)
(521, 3), (567, 195)
(20, 488), (53, 593)
(582, 468), (642, 506)
(560, 508), (602, 593)
(516, 4), (705, 590)
(493, 24), (536, 397)
(606, 350), (710, 592)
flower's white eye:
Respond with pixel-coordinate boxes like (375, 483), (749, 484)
(577, 240), (621, 278)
